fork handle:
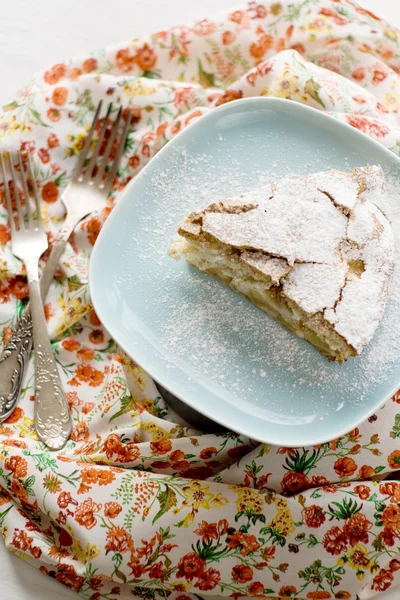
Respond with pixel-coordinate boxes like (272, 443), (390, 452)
(0, 219), (74, 422)
(27, 260), (72, 450)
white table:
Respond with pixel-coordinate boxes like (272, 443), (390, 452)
(0, 1), (399, 598)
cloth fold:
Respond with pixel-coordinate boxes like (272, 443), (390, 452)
(0, 1), (400, 599)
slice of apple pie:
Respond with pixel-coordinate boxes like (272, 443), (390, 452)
(168, 166), (394, 362)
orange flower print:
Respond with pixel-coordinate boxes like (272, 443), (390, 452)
(248, 581), (265, 597)
(3, 407), (24, 424)
(379, 482), (400, 502)
(47, 108), (61, 123)
(82, 216), (101, 246)
(382, 505), (400, 530)
(279, 586), (297, 597)
(81, 402), (95, 414)
(81, 467), (99, 485)
(11, 530), (41, 558)
(359, 465), (375, 479)
(319, 6), (348, 25)
(44, 302), (55, 321)
(177, 552), (206, 581)
(389, 559), (400, 571)
(372, 66), (388, 85)
(222, 31), (236, 45)
(302, 505), (325, 528)
(38, 148), (50, 164)
(2, 326), (12, 345)
(97, 470), (116, 486)
(134, 43), (157, 71)
(70, 421), (89, 442)
(57, 491), (77, 509)
(47, 133), (59, 148)
(150, 439), (172, 455)
(352, 67), (365, 81)
(43, 63), (66, 85)
(89, 329), (104, 344)
(75, 364), (104, 387)
(0, 224), (10, 243)
(306, 592), (332, 599)
(67, 67), (82, 80)
(83, 58), (98, 73)
(227, 531), (260, 556)
(322, 526), (347, 555)
(115, 48), (136, 72)
(0, 488), (11, 506)
(192, 19), (216, 36)
(343, 513), (372, 545)
(281, 471), (309, 495)
(334, 593), (351, 600)
(334, 457), (357, 478)
(77, 347), (95, 363)
(103, 433), (122, 457)
(89, 309), (102, 326)
(227, 445), (252, 460)
(10, 479), (28, 503)
(372, 569), (394, 592)
(232, 564), (253, 583)
(156, 122), (168, 139)
(250, 34), (274, 60)
(105, 525), (133, 553)
(215, 89), (244, 106)
(194, 520), (219, 543)
(354, 485), (371, 500)
(169, 449), (185, 463)
(9, 277), (29, 299)
(42, 181), (59, 203)
(104, 501), (122, 518)
(388, 450), (400, 469)
(52, 86), (68, 106)
(55, 564), (84, 592)
(195, 567), (221, 591)
(62, 337), (80, 352)
(346, 114), (390, 138)
(74, 498), (102, 529)
(129, 155), (140, 169)
(291, 43), (306, 54)
(200, 447), (217, 460)
(4, 456), (28, 479)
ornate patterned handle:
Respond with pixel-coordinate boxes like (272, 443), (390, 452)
(0, 312), (33, 421)
(29, 273), (72, 450)
(0, 228), (72, 422)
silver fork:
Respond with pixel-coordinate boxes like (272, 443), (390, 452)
(0, 101), (132, 423)
(1, 151), (72, 449)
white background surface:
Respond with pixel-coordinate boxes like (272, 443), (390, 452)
(0, 1), (399, 599)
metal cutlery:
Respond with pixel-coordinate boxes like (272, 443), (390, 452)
(1, 151), (72, 449)
(0, 101), (132, 425)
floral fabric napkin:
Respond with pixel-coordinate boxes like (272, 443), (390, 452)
(0, 1), (400, 599)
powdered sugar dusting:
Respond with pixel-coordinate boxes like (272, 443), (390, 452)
(116, 126), (400, 421)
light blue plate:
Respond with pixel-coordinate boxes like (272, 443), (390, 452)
(90, 98), (400, 446)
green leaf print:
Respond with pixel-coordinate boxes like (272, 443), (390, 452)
(152, 485), (177, 524)
(0, 506), (12, 527)
(109, 395), (138, 422)
(304, 78), (326, 108)
(29, 108), (49, 127)
(389, 413), (400, 439)
(197, 59), (215, 88)
(328, 497), (362, 520)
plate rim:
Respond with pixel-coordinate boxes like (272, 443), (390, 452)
(90, 97), (400, 445)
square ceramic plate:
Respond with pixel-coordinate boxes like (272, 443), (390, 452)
(90, 98), (400, 446)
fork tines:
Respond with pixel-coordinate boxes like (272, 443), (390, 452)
(0, 150), (42, 232)
(74, 101), (132, 193)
